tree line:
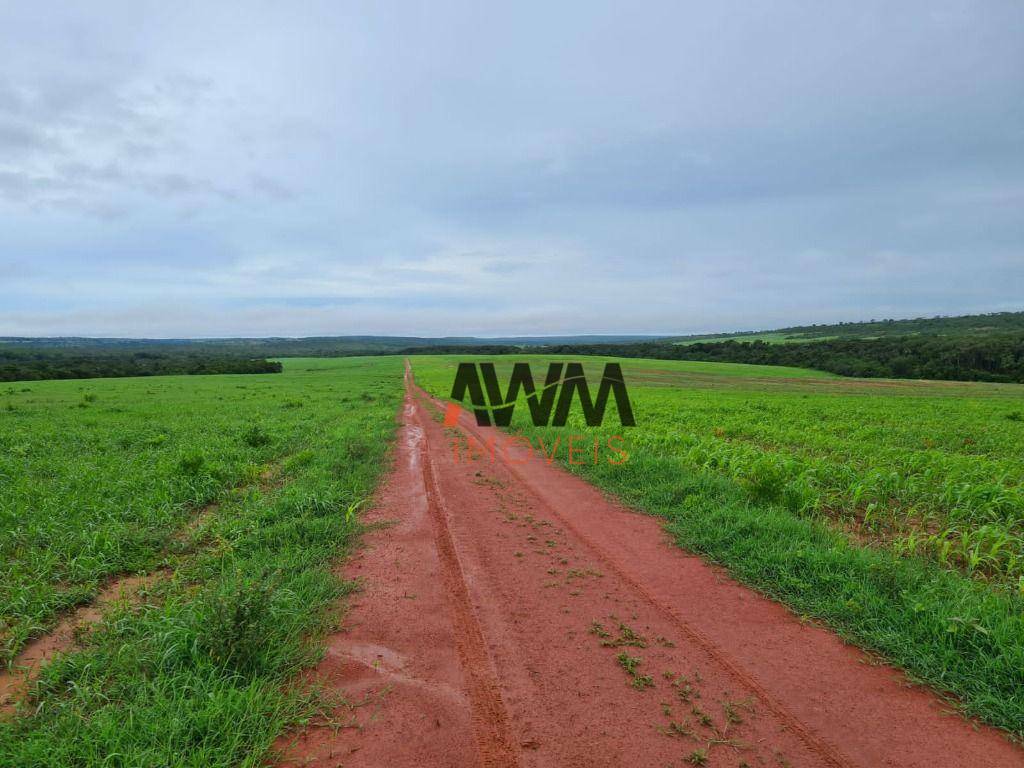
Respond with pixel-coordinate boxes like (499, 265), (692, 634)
(404, 333), (1024, 383)
(0, 349), (282, 382)
(671, 310), (1024, 343)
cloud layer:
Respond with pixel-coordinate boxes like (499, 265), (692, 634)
(1, 1), (1022, 337)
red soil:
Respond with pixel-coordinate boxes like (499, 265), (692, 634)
(274, 363), (1023, 767)
(0, 570), (165, 714)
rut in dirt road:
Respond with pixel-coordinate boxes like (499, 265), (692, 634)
(275, 362), (1023, 768)
(417, 409), (521, 767)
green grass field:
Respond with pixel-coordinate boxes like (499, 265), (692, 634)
(0, 357), (403, 766)
(3, 352), (1023, 759)
(412, 354), (1024, 737)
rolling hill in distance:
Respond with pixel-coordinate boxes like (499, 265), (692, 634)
(668, 310), (1024, 344)
(2, 310), (1023, 383)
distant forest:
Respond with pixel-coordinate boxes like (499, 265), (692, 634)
(0, 334), (660, 383)
(3, 311), (1024, 383)
(666, 335), (1024, 381)
(773, 312), (1024, 340)
(401, 312), (1024, 383)
(404, 333), (1024, 384)
(0, 349), (282, 382)
(671, 310), (1024, 343)
(0, 334), (660, 357)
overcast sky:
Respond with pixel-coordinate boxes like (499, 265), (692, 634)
(1, 1), (1022, 337)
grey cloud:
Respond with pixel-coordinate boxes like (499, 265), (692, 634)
(251, 174), (294, 201)
(0, 67), (283, 215)
(0, 119), (59, 155)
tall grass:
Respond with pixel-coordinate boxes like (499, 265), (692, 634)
(0, 357), (403, 766)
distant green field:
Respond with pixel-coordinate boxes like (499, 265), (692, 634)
(419, 353), (837, 379)
(668, 310), (1024, 344)
(673, 332), (841, 345)
(413, 354), (1024, 737)
(0, 357), (404, 766)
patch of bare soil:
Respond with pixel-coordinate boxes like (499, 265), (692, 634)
(0, 570), (166, 714)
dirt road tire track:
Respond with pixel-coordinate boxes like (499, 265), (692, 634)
(417, 388), (853, 768)
(415, 401), (521, 767)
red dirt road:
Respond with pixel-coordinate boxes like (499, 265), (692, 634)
(275, 365), (1022, 768)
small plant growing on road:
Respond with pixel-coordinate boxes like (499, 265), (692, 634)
(617, 651), (655, 690)
(600, 621), (648, 648)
